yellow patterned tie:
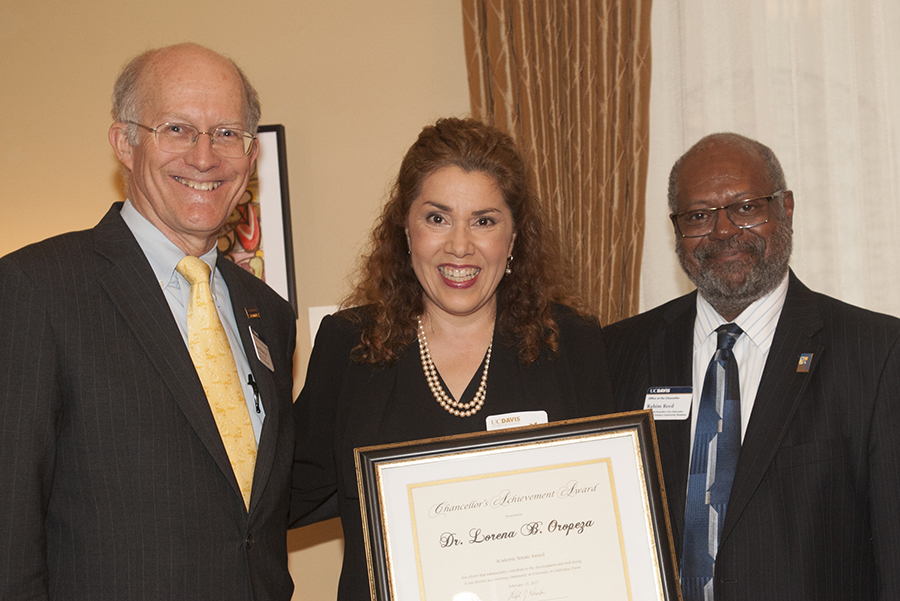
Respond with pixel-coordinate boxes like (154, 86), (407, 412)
(176, 256), (256, 510)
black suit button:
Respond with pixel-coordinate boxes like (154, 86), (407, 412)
(245, 533), (254, 548)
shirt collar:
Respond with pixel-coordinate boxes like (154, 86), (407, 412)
(694, 272), (790, 350)
(119, 200), (220, 290)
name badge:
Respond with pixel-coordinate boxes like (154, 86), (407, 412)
(485, 410), (548, 431)
(250, 327), (275, 371)
(643, 386), (692, 420)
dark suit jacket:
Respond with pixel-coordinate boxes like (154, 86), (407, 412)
(0, 204), (297, 601)
(291, 304), (614, 600)
(603, 271), (900, 600)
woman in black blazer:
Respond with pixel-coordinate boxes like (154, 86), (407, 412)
(291, 117), (614, 600)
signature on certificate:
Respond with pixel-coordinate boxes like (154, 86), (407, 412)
(508, 585), (548, 600)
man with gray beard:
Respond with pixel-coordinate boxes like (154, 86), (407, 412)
(603, 133), (900, 601)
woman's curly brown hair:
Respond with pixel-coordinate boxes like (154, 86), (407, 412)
(344, 117), (580, 365)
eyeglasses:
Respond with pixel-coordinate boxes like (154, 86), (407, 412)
(670, 190), (785, 238)
(126, 121), (256, 158)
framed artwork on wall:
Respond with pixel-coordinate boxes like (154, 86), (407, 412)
(218, 124), (297, 313)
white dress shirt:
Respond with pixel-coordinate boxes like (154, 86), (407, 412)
(689, 273), (790, 450)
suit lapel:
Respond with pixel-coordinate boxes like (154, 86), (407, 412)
(721, 273), (824, 543)
(345, 359), (398, 448)
(649, 294), (696, 550)
(219, 257), (283, 514)
(93, 205), (248, 507)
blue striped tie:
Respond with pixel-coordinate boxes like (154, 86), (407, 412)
(682, 323), (743, 601)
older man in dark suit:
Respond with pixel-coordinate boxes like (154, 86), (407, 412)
(0, 43), (296, 600)
(604, 133), (900, 601)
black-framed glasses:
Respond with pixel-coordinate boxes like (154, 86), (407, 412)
(126, 121), (256, 158)
(670, 190), (785, 238)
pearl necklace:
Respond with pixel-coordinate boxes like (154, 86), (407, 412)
(417, 317), (492, 417)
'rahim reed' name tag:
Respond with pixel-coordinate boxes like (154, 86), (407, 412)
(643, 386), (692, 420)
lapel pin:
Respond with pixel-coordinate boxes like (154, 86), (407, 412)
(797, 353), (813, 373)
(244, 307), (261, 319)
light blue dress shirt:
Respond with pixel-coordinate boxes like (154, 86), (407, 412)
(120, 200), (265, 441)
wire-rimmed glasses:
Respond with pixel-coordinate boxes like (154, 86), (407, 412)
(670, 190), (785, 238)
(126, 121), (256, 158)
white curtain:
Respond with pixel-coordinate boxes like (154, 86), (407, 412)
(642, 0), (900, 318)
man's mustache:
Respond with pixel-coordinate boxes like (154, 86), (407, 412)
(694, 236), (765, 263)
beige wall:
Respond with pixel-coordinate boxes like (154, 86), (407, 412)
(0, 0), (470, 598)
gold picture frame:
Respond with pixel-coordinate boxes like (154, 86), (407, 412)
(355, 410), (682, 601)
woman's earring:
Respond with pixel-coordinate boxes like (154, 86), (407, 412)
(505, 255), (513, 275)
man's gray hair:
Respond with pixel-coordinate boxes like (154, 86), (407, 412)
(111, 44), (261, 146)
(667, 132), (787, 212)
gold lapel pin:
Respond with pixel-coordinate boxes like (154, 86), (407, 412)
(245, 307), (261, 319)
(797, 353), (813, 373)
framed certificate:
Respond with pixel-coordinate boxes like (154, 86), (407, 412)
(355, 410), (681, 601)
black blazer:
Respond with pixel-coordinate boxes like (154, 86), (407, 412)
(291, 304), (614, 600)
(0, 204), (297, 601)
(603, 271), (900, 600)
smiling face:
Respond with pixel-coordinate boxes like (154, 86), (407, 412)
(109, 45), (258, 256)
(674, 138), (794, 319)
(405, 166), (516, 323)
